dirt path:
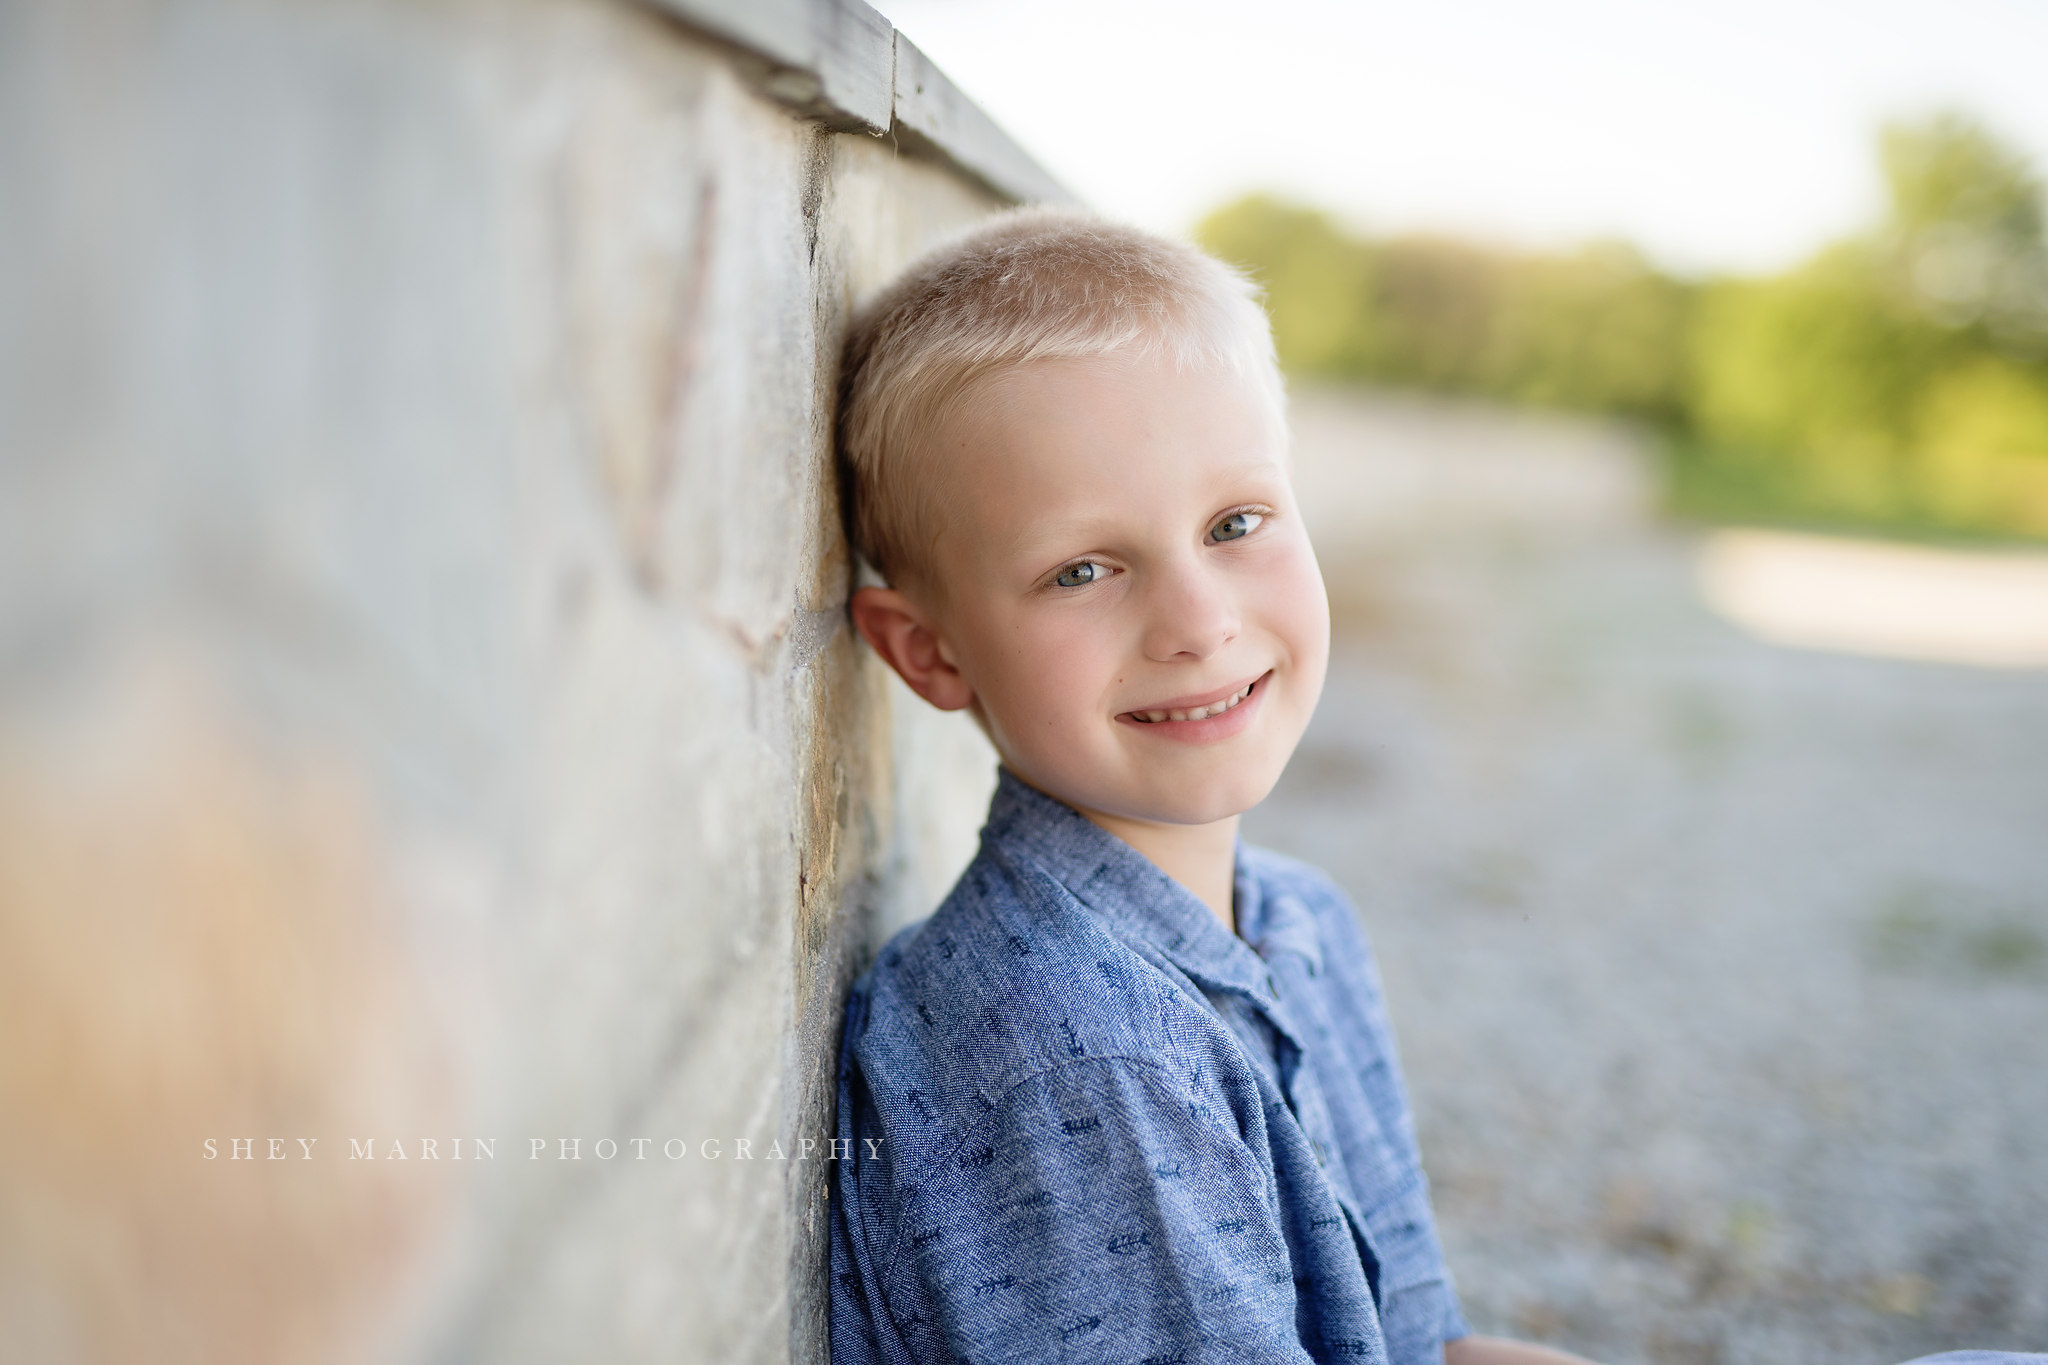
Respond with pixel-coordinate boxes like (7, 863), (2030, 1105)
(1244, 390), (2048, 1365)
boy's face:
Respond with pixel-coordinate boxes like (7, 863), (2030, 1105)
(869, 349), (1329, 829)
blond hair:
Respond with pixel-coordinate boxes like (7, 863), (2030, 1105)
(837, 208), (1283, 587)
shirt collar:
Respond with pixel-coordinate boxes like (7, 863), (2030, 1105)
(1236, 864), (1324, 977)
(981, 769), (1274, 1001)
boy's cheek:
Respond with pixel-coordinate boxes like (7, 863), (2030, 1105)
(963, 633), (1107, 754)
(1244, 546), (1330, 657)
(1281, 543), (1333, 650)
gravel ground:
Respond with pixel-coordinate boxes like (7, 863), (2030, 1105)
(1243, 390), (2048, 1365)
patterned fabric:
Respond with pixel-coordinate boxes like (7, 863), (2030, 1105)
(831, 770), (1471, 1364)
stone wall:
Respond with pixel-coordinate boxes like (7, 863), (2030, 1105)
(0, 1), (1032, 1360)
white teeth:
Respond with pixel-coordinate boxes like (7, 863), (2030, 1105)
(1131, 681), (1257, 723)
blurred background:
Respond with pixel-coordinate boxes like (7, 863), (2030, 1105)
(5, 1), (2046, 1362)
(895, 2), (2048, 1362)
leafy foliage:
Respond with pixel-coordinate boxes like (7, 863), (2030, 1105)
(1198, 197), (1692, 421)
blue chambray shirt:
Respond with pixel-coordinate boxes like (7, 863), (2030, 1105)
(831, 771), (1471, 1365)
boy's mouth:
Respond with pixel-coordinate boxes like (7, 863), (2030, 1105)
(1123, 673), (1263, 724)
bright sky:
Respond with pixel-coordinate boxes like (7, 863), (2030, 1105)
(881, 0), (2048, 276)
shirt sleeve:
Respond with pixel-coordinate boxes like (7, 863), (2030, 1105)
(847, 1055), (1320, 1365)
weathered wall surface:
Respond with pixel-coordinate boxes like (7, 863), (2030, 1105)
(0, 1), (1010, 1360)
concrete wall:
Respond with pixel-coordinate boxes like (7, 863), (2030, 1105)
(0, 1), (1025, 1360)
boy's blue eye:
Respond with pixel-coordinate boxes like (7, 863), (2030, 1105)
(1055, 561), (1101, 588)
(1211, 511), (1263, 542)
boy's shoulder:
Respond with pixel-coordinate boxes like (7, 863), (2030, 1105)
(843, 839), (1259, 1152)
(1240, 839), (1377, 937)
(852, 837), (1184, 1067)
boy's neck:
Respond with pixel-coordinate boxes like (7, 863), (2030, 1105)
(1073, 805), (1242, 932)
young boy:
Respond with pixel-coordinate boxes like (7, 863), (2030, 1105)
(825, 208), (1517, 1365)
(823, 211), (2039, 1365)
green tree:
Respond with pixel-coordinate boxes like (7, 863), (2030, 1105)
(1684, 111), (2048, 536)
(1483, 242), (1692, 420)
(1195, 202), (1691, 418)
(1882, 111), (2048, 350)
(1686, 243), (1954, 521)
(1912, 356), (2048, 530)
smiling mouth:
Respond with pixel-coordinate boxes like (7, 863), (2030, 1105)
(1127, 676), (1259, 724)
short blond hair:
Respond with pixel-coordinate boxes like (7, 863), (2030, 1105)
(837, 209), (1283, 587)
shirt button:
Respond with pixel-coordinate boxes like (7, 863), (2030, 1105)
(1265, 974), (1279, 998)
(1312, 1140), (1328, 1166)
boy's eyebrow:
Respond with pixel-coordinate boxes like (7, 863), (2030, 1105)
(996, 514), (1129, 568)
(992, 459), (1291, 566)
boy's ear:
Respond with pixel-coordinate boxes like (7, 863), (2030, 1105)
(849, 586), (976, 712)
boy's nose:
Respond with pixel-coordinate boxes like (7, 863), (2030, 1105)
(1140, 558), (1240, 662)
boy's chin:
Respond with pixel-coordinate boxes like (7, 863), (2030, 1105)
(1073, 767), (1285, 829)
